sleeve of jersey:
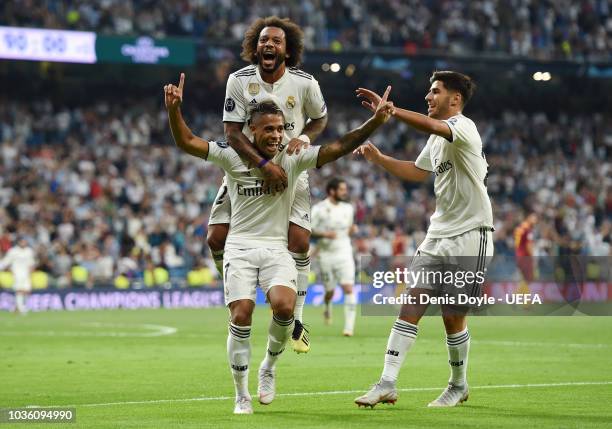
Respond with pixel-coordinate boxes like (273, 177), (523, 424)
(222, 74), (248, 123)
(442, 116), (476, 146)
(205, 141), (233, 171)
(295, 145), (322, 172)
(304, 78), (327, 120)
(414, 141), (433, 172)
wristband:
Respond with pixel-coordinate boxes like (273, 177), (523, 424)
(257, 158), (269, 168)
(298, 134), (311, 144)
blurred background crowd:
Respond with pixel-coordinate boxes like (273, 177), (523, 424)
(2, 0), (611, 60)
(0, 1), (610, 289)
(0, 95), (609, 288)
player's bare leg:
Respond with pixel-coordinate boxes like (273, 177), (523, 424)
(207, 223), (228, 275)
(341, 283), (356, 336)
(258, 286), (296, 404)
(323, 289), (333, 325)
(228, 299), (255, 414)
(355, 288), (432, 408)
(428, 306), (470, 408)
(288, 223), (311, 353)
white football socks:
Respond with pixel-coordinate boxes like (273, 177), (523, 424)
(343, 291), (357, 333)
(290, 252), (310, 323)
(381, 319), (418, 383)
(446, 328), (470, 386)
(261, 314), (294, 370)
(227, 322), (251, 398)
(15, 294), (26, 313)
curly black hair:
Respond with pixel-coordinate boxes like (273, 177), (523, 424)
(241, 16), (304, 68)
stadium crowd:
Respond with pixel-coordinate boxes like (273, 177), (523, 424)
(0, 94), (609, 288)
(2, 0), (611, 61)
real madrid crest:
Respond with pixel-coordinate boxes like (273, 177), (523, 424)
(248, 83), (260, 96)
(286, 95), (296, 109)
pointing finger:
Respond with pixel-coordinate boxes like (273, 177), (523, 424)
(178, 73), (185, 91)
(381, 85), (392, 103)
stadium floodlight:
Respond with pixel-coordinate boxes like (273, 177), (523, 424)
(330, 63), (341, 72)
(533, 72), (543, 81)
(541, 72), (552, 81)
(322, 63), (330, 71)
(345, 64), (356, 76)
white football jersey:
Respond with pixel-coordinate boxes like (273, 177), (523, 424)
(207, 141), (321, 249)
(223, 65), (327, 145)
(415, 113), (494, 238)
(0, 245), (35, 281)
(311, 198), (354, 256)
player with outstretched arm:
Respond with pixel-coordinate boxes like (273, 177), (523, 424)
(164, 74), (393, 414)
(354, 71), (494, 408)
(209, 16), (329, 353)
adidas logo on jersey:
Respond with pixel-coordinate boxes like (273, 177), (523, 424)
(302, 213), (309, 221)
(249, 98), (258, 104)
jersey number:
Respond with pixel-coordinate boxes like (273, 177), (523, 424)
(284, 122), (295, 131)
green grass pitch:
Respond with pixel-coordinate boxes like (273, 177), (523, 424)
(1, 307), (611, 428)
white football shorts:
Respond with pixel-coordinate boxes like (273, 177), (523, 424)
(223, 247), (298, 306)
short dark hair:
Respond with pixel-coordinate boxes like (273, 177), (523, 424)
(241, 16), (304, 68)
(326, 177), (346, 195)
(430, 71), (476, 107)
(249, 101), (285, 124)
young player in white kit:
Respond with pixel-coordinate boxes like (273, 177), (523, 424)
(311, 178), (358, 336)
(353, 71), (494, 408)
(208, 17), (329, 353)
(0, 237), (36, 314)
(164, 72), (394, 414)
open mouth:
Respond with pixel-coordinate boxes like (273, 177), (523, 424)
(262, 51), (276, 67)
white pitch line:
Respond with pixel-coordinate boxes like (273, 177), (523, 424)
(26, 381), (612, 409)
(0, 323), (177, 338)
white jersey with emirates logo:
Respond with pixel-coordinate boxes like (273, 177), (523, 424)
(206, 141), (321, 250)
(415, 113), (494, 238)
(222, 65), (327, 144)
(311, 198), (354, 257)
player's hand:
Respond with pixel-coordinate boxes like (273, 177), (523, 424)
(353, 141), (384, 164)
(261, 161), (288, 191)
(325, 231), (337, 239)
(285, 137), (310, 155)
(164, 73), (185, 111)
(356, 86), (383, 112)
(373, 86), (395, 124)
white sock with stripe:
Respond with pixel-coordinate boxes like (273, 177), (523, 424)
(290, 252), (310, 322)
(261, 314), (294, 370)
(227, 322), (251, 398)
(446, 328), (470, 386)
(381, 319), (418, 383)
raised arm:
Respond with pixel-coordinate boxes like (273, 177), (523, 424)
(224, 122), (288, 188)
(164, 73), (210, 158)
(285, 114), (328, 155)
(357, 87), (452, 140)
(354, 142), (430, 182)
(317, 87), (394, 168)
